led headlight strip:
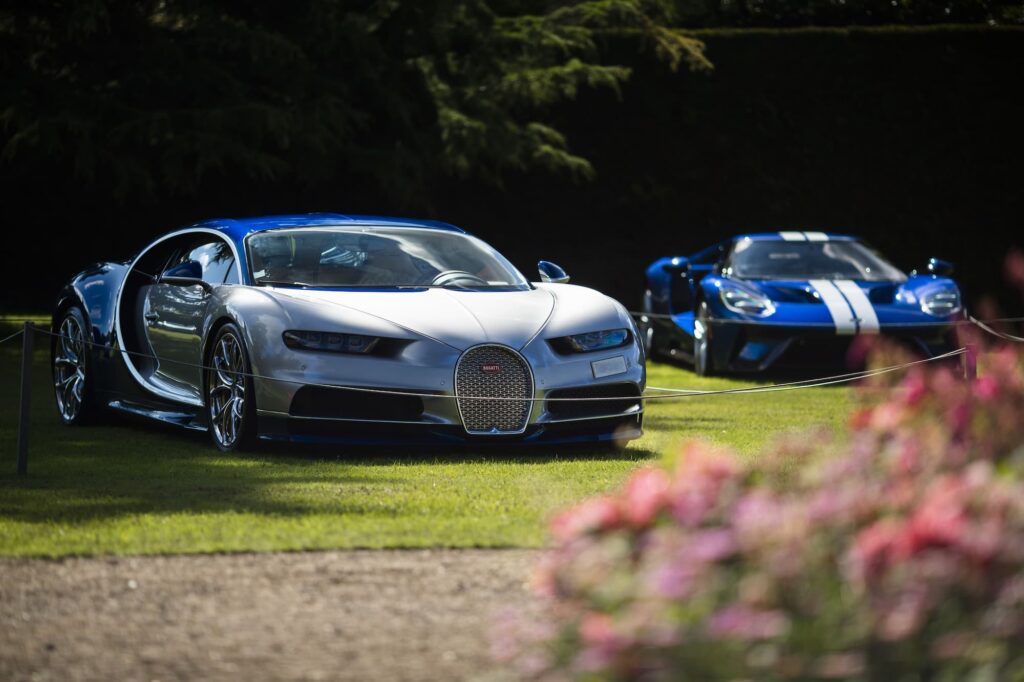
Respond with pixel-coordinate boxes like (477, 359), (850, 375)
(551, 328), (631, 353)
(282, 330), (379, 354)
(719, 284), (775, 317)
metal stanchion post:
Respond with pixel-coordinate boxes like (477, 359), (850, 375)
(962, 343), (977, 382)
(16, 321), (34, 476)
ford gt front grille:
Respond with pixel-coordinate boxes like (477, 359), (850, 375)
(455, 345), (533, 434)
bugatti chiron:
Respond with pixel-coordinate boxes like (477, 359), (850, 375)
(52, 214), (645, 450)
(641, 231), (962, 374)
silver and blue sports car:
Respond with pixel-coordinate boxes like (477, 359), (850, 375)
(642, 231), (962, 375)
(52, 214), (645, 450)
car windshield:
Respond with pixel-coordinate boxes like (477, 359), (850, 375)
(726, 239), (906, 282)
(246, 227), (530, 289)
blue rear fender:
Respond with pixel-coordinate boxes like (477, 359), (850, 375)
(52, 261), (131, 396)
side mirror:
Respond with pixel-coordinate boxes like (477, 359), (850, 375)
(926, 258), (954, 277)
(660, 258), (689, 277)
(538, 260), (570, 284)
(159, 260), (212, 293)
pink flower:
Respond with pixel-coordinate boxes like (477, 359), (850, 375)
(869, 402), (904, 431)
(706, 604), (789, 640)
(650, 561), (699, 599)
(575, 613), (626, 671)
(550, 496), (621, 542)
(878, 587), (929, 641)
(669, 444), (740, 526)
(848, 407), (873, 431)
(902, 477), (967, 557)
(622, 467), (670, 528)
(1005, 248), (1024, 291)
(732, 490), (783, 548)
(688, 528), (736, 563)
(902, 370), (928, 406)
(579, 612), (617, 647)
(974, 376), (1000, 401)
(850, 519), (903, 583)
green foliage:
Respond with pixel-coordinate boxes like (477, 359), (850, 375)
(0, 1), (707, 204)
(672, 0), (1024, 27)
(501, 348), (1024, 680)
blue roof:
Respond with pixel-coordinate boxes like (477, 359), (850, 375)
(191, 213), (466, 244)
(736, 232), (857, 242)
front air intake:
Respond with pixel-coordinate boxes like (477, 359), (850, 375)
(454, 345), (533, 434)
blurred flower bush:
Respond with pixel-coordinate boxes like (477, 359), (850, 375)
(495, 346), (1024, 681)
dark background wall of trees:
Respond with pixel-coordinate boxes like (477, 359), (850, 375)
(3, 26), (1021, 314)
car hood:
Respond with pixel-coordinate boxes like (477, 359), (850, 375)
(268, 286), (558, 350)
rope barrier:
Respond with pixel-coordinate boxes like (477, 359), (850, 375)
(967, 314), (1024, 343)
(6, 324), (968, 403)
(0, 328), (25, 345)
(631, 310), (1024, 330)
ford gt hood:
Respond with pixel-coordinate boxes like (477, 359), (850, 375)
(269, 287), (557, 350)
(729, 276), (960, 333)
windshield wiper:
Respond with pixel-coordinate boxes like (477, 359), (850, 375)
(256, 280), (315, 289)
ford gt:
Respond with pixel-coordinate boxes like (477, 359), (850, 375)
(641, 231), (962, 374)
(52, 214), (645, 450)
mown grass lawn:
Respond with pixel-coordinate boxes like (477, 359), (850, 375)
(0, 320), (850, 557)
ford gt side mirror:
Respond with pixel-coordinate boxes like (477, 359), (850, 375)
(661, 259), (689, 277)
(159, 260), (213, 293)
(538, 260), (570, 284)
(927, 258), (954, 277)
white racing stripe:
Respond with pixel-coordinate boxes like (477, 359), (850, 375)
(809, 280), (857, 335)
(803, 231), (829, 241)
(833, 280), (880, 333)
(779, 231), (806, 241)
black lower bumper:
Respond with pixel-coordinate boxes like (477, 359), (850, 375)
(256, 413), (643, 447)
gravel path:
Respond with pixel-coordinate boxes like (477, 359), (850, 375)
(0, 549), (540, 682)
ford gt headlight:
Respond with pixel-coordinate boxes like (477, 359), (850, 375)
(283, 330), (378, 354)
(719, 285), (775, 317)
(920, 288), (961, 316)
(553, 328), (631, 353)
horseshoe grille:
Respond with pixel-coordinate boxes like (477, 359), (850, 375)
(455, 345), (533, 434)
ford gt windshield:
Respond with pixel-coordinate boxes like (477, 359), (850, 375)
(727, 240), (906, 282)
(246, 228), (530, 289)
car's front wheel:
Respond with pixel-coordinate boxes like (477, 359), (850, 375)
(206, 323), (258, 451)
(693, 300), (715, 376)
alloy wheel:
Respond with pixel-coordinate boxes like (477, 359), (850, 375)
(53, 313), (86, 422)
(208, 332), (247, 448)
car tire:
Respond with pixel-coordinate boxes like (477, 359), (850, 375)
(52, 306), (99, 425)
(693, 300), (715, 376)
(205, 323), (258, 452)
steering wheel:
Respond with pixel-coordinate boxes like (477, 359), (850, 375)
(431, 270), (489, 287)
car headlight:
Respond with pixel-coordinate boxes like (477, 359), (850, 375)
(920, 288), (961, 316)
(553, 328), (631, 353)
(719, 285), (775, 317)
(282, 330), (378, 354)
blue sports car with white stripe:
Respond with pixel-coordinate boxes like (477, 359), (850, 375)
(641, 232), (962, 374)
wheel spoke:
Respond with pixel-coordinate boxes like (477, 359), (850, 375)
(54, 314), (87, 421)
(207, 332), (248, 447)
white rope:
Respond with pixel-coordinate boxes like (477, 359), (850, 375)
(21, 325), (966, 403)
(643, 348), (965, 398)
(0, 328), (25, 345)
(968, 314), (1024, 343)
(631, 310), (1024, 329)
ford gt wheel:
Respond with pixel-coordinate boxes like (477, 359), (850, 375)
(694, 301), (715, 376)
(52, 307), (97, 424)
(206, 324), (257, 451)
